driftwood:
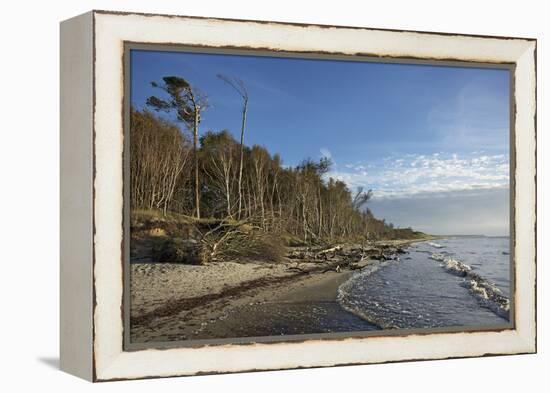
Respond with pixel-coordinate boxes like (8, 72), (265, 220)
(315, 245), (342, 256)
(285, 243), (408, 274)
(288, 244), (343, 261)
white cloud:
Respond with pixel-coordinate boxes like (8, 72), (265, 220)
(325, 152), (509, 199)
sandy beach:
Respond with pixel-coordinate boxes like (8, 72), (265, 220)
(130, 240), (425, 343)
(130, 262), (357, 342)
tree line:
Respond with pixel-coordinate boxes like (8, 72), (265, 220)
(130, 75), (423, 243)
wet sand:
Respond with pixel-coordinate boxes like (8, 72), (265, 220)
(130, 265), (377, 342)
(197, 270), (379, 340)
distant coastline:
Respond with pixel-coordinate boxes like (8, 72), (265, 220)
(436, 234), (510, 238)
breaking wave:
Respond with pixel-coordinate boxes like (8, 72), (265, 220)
(430, 252), (510, 319)
(427, 242), (444, 249)
(336, 259), (399, 328)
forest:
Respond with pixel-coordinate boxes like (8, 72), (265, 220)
(130, 75), (425, 264)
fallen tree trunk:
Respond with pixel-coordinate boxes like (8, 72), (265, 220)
(315, 245), (342, 260)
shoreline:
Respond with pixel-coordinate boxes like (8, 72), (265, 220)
(196, 270), (381, 340)
(130, 238), (428, 343)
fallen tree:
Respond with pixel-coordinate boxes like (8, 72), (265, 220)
(285, 243), (406, 274)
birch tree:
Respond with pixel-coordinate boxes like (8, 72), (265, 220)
(130, 109), (190, 214)
(147, 76), (207, 219)
(200, 130), (238, 218)
(217, 74), (248, 220)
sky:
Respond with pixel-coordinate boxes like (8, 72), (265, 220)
(131, 49), (510, 236)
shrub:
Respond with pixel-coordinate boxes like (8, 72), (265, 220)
(212, 230), (285, 263)
(152, 238), (209, 265)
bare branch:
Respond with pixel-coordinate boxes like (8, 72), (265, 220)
(217, 74), (248, 101)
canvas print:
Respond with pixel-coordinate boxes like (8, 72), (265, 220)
(127, 48), (512, 345)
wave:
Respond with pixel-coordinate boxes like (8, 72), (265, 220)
(442, 258), (472, 276)
(337, 300), (395, 329)
(336, 259), (398, 329)
(430, 252), (510, 319)
(427, 242), (444, 249)
(429, 252), (446, 262)
(336, 247), (510, 329)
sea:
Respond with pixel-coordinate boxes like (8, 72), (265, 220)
(337, 236), (511, 329)
(188, 236), (511, 339)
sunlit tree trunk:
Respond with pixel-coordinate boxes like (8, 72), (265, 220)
(237, 100), (247, 219)
(193, 108), (201, 219)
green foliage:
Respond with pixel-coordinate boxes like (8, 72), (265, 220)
(147, 76), (197, 124)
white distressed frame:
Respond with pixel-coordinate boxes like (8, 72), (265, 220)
(61, 10), (536, 381)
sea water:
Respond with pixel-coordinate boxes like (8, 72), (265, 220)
(337, 237), (511, 329)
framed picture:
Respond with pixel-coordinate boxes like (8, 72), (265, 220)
(60, 10), (537, 381)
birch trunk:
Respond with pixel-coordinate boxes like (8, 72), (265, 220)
(237, 100), (248, 219)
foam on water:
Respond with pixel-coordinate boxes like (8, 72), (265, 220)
(430, 252), (510, 319)
(336, 259), (399, 328)
(427, 242), (444, 249)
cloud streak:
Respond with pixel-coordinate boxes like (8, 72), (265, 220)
(326, 152), (509, 199)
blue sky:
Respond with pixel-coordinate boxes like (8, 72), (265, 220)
(131, 49), (510, 236)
